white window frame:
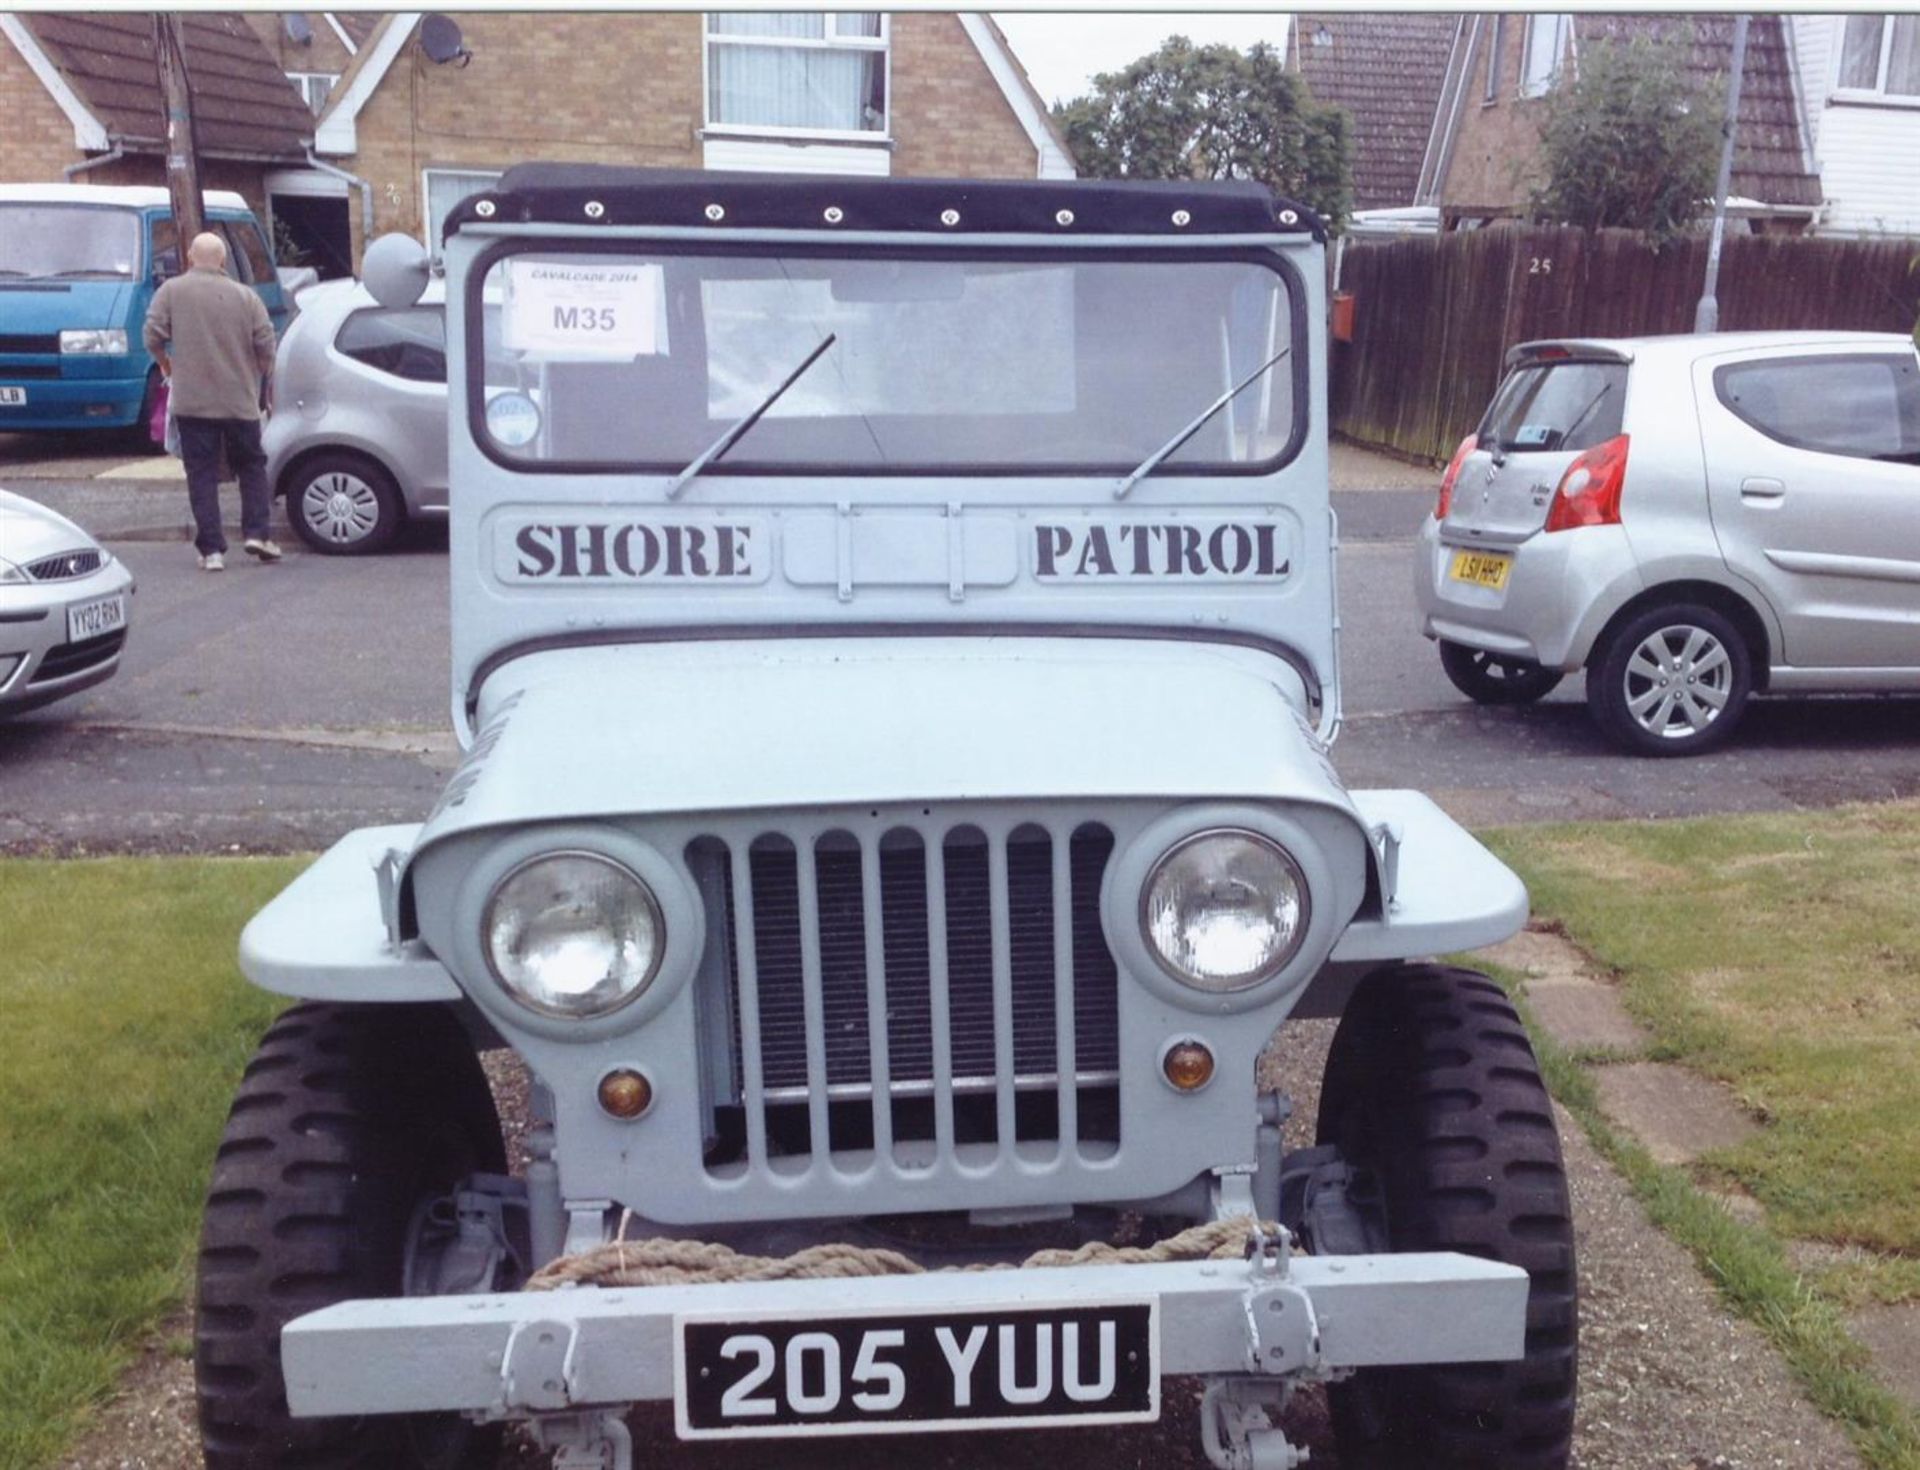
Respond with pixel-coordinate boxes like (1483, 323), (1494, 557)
(421, 167), (503, 260)
(701, 13), (892, 145)
(1519, 14), (1570, 99)
(1832, 15), (1920, 106)
(286, 70), (341, 114)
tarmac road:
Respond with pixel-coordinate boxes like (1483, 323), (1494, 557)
(3, 480), (1918, 851)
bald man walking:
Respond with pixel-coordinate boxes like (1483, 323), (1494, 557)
(143, 231), (282, 571)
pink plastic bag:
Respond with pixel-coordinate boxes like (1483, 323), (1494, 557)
(148, 378), (169, 446)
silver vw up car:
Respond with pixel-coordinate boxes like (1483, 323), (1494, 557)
(1415, 332), (1920, 755)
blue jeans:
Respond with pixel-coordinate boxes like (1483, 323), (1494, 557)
(177, 415), (271, 556)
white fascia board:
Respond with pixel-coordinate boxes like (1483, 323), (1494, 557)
(0, 14), (109, 151)
(314, 12), (420, 156)
(322, 12), (357, 56)
(956, 13), (1075, 179)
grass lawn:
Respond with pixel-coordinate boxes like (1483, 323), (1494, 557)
(0, 858), (298, 1470)
(1487, 800), (1920, 1265)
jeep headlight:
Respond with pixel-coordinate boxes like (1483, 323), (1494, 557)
(60, 328), (129, 355)
(1141, 830), (1309, 992)
(483, 852), (663, 1017)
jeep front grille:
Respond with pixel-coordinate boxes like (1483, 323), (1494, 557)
(690, 818), (1122, 1175)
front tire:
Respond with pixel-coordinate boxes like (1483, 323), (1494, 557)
(1438, 640), (1564, 706)
(1589, 603), (1750, 756)
(194, 1003), (505, 1470)
(285, 451), (406, 555)
(1316, 965), (1578, 1470)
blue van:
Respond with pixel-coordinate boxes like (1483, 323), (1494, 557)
(0, 184), (290, 438)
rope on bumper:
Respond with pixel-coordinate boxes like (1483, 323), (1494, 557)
(525, 1215), (1282, 1291)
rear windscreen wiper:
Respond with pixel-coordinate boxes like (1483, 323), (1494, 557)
(1557, 382), (1614, 450)
(665, 333), (837, 499)
(1113, 345), (1292, 499)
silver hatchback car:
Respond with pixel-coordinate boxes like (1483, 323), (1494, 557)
(0, 487), (135, 715)
(263, 279), (453, 554)
(1414, 331), (1920, 755)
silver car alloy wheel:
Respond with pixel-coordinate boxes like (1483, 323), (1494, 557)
(300, 472), (381, 546)
(1622, 623), (1733, 740)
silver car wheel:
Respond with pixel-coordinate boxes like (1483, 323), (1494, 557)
(300, 472), (381, 546)
(1622, 623), (1733, 740)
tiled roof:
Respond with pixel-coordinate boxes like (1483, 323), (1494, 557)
(1574, 13), (1819, 209)
(20, 12), (314, 161)
(1289, 12), (1457, 211)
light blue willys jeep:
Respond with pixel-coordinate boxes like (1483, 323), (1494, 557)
(194, 166), (1577, 1470)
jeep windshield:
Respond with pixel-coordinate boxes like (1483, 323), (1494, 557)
(0, 206), (140, 280)
(468, 249), (1300, 474)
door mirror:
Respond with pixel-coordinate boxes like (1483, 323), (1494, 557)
(363, 233), (431, 310)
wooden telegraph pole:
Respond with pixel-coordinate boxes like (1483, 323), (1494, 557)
(152, 12), (204, 245)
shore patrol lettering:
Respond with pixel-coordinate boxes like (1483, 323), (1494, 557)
(502, 520), (767, 584)
(1034, 521), (1292, 582)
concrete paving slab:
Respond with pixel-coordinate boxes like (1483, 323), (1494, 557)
(1848, 1304), (1920, 1412)
(1593, 1062), (1762, 1166)
(1526, 983), (1652, 1052)
(1477, 927), (1653, 1052)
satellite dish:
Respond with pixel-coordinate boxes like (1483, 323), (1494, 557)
(283, 12), (313, 45)
(419, 14), (470, 66)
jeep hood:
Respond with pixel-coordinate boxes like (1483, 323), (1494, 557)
(401, 636), (1358, 884)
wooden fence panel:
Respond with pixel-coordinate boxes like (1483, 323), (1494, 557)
(1333, 226), (1920, 463)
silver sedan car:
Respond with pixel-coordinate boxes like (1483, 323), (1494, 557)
(0, 488), (135, 715)
(1415, 331), (1920, 755)
(264, 279), (453, 555)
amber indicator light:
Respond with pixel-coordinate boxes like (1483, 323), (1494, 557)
(597, 1068), (653, 1119)
(1163, 1041), (1216, 1092)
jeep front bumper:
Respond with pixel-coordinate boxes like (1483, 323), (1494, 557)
(281, 1249), (1527, 1423)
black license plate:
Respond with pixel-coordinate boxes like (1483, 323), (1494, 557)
(675, 1300), (1158, 1439)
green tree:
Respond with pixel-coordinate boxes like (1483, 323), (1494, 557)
(1530, 33), (1722, 240)
(1054, 37), (1354, 231)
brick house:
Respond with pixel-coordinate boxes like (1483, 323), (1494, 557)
(0, 11), (315, 218)
(1415, 13), (1822, 233)
(283, 11), (1073, 268)
(1287, 13), (1456, 216)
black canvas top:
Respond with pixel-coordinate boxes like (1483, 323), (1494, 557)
(446, 165), (1324, 243)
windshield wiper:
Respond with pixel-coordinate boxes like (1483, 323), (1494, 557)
(1113, 345), (1292, 499)
(665, 333), (837, 499)
(1556, 382), (1614, 450)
